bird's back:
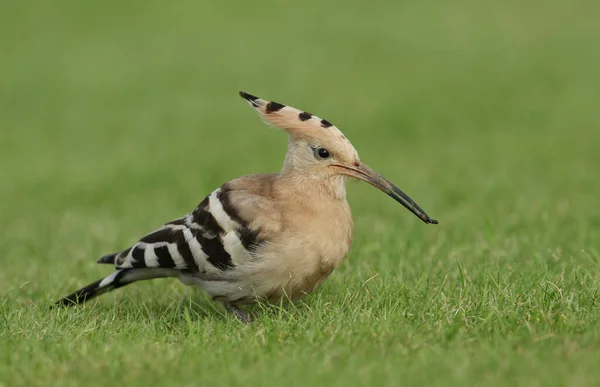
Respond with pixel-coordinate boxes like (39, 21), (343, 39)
(104, 173), (281, 273)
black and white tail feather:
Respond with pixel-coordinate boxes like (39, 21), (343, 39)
(54, 268), (178, 307)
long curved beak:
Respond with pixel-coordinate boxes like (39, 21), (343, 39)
(332, 162), (438, 225)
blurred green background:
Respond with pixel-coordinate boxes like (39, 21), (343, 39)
(1, 0), (599, 386)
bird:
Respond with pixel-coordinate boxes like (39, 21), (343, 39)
(54, 91), (438, 323)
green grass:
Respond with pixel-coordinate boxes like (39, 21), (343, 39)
(1, 0), (600, 385)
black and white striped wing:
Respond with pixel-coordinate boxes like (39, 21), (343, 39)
(103, 188), (259, 274)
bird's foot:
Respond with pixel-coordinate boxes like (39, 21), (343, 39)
(224, 303), (254, 324)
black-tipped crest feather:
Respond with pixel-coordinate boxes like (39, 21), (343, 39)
(239, 91), (260, 107)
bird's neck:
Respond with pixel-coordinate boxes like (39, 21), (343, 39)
(277, 171), (348, 201)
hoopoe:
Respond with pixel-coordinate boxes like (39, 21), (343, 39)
(54, 91), (438, 323)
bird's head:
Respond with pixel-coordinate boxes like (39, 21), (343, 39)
(239, 91), (438, 225)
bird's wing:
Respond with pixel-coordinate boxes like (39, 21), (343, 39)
(102, 174), (283, 276)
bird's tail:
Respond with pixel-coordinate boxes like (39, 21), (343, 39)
(53, 268), (178, 307)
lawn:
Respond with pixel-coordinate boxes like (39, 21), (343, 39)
(1, 0), (600, 386)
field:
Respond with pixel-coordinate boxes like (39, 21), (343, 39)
(1, 0), (600, 385)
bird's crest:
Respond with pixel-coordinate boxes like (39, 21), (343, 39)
(239, 91), (348, 142)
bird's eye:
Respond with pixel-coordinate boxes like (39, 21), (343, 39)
(316, 147), (331, 159)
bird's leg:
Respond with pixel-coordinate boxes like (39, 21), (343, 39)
(224, 303), (254, 324)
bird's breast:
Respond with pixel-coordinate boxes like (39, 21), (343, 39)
(255, 199), (354, 302)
